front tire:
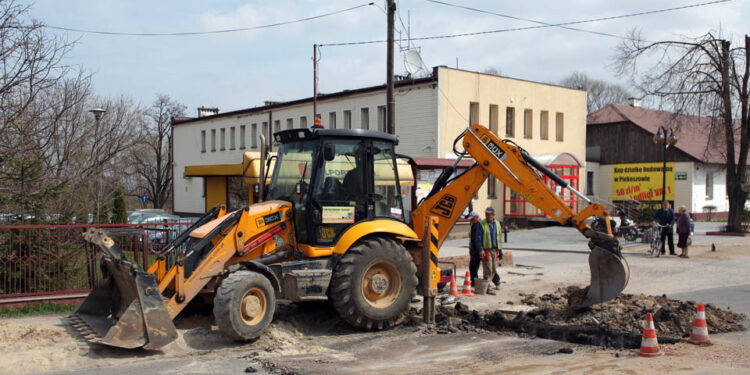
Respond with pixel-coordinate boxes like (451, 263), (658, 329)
(329, 237), (417, 330)
(213, 270), (276, 342)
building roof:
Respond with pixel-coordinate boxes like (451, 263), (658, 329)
(587, 104), (728, 164)
(532, 152), (583, 167)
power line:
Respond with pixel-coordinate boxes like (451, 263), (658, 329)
(320, 0), (732, 47)
(44, 3), (375, 36)
(423, 0), (628, 40)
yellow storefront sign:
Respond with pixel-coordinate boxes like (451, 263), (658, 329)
(612, 162), (674, 201)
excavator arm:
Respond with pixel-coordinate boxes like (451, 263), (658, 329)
(412, 124), (629, 309)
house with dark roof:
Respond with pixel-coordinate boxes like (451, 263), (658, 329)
(586, 101), (738, 219)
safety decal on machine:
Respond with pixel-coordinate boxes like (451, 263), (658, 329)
(322, 206), (355, 223)
(430, 194), (457, 218)
(256, 211), (282, 228)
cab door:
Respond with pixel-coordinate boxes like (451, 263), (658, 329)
(309, 139), (370, 245)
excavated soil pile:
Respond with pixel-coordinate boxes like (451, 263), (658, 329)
(518, 286), (745, 339)
(409, 287), (745, 349)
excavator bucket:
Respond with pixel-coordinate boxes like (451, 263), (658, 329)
(568, 229), (631, 310)
(70, 228), (177, 349)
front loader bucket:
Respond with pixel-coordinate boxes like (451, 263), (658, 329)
(71, 229), (177, 350)
(568, 230), (631, 310)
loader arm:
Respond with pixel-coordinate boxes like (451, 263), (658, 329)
(412, 124), (629, 309)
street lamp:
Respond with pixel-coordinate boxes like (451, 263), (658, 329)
(89, 108), (106, 223)
(653, 126), (678, 204)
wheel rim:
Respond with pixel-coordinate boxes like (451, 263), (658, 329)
(240, 288), (267, 326)
(361, 260), (402, 308)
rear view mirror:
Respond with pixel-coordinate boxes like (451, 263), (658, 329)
(324, 143), (336, 161)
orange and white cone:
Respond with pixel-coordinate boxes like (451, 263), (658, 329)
(688, 304), (711, 345)
(638, 312), (663, 357)
(460, 271), (474, 296)
(448, 274), (460, 297)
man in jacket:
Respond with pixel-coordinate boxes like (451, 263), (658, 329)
(653, 201), (676, 255)
(474, 207), (502, 295)
(467, 211), (482, 287)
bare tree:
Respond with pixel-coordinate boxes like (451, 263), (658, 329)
(0, 1), (145, 221)
(130, 95), (185, 209)
(614, 31), (749, 232)
(560, 72), (632, 113)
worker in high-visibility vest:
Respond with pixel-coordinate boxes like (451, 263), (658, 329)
(473, 206), (502, 294)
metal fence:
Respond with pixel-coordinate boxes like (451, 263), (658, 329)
(0, 222), (193, 304)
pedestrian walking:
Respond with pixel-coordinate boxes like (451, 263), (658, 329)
(467, 211), (482, 287)
(676, 206), (691, 258)
(653, 201), (676, 255)
(474, 207), (502, 295)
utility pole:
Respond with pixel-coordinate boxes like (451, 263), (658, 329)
(386, 0), (395, 135)
(313, 44), (319, 125)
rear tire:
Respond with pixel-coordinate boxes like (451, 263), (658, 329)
(329, 237), (417, 330)
(214, 270), (275, 342)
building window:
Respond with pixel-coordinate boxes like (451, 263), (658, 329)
(211, 129), (216, 151)
(274, 120), (280, 133)
(230, 126), (236, 150)
(240, 125), (246, 149)
(586, 171), (594, 195)
(344, 110), (352, 129)
(540, 111), (549, 140)
(361, 108), (369, 129)
(506, 107), (515, 137)
(251, 123), (258, 148)
(377, 106), (386, 132)
(220, 128), (226, 150)
(469, 102), (479, 125)
(706, 172), (714, 200)
(286, 118), (293, 130)
(523, 109), (532, 139)
(489, 105), (498, 134)
(300, 116), (307, 128)
(556, 112), (564, 141)
(488, 177), (497, 199)
(201, 130), (206, 153)
(326, 112), (335, 129)
(262, 121), (269, 146)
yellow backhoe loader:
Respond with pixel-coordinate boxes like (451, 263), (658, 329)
(70, 124), (629, 349)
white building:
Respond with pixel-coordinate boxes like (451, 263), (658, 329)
(172, 66), (588, 222)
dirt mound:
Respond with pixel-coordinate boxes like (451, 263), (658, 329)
(519, 286), (746, 338)
(410, 288), (745, 349)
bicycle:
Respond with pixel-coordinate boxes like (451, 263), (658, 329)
(649, 223), (665, 257)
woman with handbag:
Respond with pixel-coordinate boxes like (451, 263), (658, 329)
(676, 206), (692, 258)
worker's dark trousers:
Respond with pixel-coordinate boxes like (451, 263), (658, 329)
(660, 227), (675, 254)
(469, 251), (481, 286)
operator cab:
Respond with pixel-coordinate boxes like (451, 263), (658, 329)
(267, 128), (405, 246)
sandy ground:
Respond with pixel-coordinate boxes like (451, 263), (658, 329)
(0, 231), (748, 375)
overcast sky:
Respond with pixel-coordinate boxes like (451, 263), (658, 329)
(25, 0), (750, 115)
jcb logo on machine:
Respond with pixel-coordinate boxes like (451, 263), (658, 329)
(256, 212), (282, 228)
(481, 134), (507, 162)
(430, 194), (457, 218)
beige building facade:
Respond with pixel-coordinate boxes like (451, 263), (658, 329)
(172, 66), (587, 221)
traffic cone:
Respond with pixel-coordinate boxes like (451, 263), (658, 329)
(460, 271), (474, 296)
(637, 313), (663, 357)
(448, 274), (460, 297)
(688, 304), (712, 345)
